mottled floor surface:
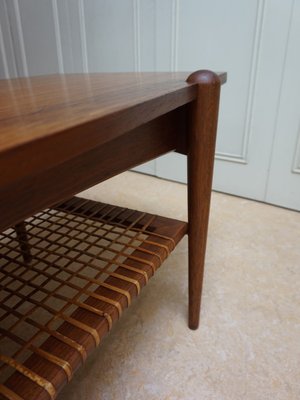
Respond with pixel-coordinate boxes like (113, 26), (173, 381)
(59, 171), (300, 400)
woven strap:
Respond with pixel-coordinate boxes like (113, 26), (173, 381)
(0, 384), (24, 400)
(0, 355), (56, 400)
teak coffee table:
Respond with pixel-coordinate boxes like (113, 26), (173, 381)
(0, 70), (226, 400)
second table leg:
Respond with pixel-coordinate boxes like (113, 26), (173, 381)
(186, 70), (221, 330)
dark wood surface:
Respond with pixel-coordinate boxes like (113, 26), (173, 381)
(0, 107), (187, 232)
(0, 72), (226, 232)
(0, 72), (226, 189)
(186, 71), (222, 329)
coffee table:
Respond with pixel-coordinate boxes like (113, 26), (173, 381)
(0, 70), (226, 399)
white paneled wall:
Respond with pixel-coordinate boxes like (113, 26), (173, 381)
(264, 0), (300, 210)
(0, 0), (299, 210)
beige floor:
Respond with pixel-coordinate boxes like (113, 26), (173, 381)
(59, 171), (300, 400)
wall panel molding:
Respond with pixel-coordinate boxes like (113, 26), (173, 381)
(0, 18), (9, 78)
(12, 0), (28, 76)
(214, 0), (266, 164)
(215, 152), (247, 164)
(292, 124), (300, 174)
(240, 0), (265, 162)
(265, 0), (295, 182)
(133, 0), (141, 72)
(171, 0), (179, 72)
(154, 0), (173, 71)
(0, 1), (17, 77)
(51, 0), (64, 73)
(78, 0), (88, 72)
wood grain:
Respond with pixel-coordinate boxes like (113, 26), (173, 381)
(0, 106), (187, 232)
(0, 72), (225, 188)
(186, 70), (222, 329)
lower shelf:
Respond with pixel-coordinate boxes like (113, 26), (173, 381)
(0, 197), (187, 400)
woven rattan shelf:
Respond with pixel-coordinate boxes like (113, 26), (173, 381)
(0, 197), (187, 400)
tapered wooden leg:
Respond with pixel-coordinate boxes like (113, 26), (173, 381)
(186, 70), (221, 330)
(15, 222), (32, 263)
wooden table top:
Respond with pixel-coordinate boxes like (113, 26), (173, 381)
(0, 72), (226, 187)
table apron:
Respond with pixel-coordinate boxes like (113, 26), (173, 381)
(0, 105), (188, 232)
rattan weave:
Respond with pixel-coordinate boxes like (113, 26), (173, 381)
(0, 197), (187, 400)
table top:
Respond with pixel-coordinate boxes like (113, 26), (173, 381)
(0, 72), (226, 187)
